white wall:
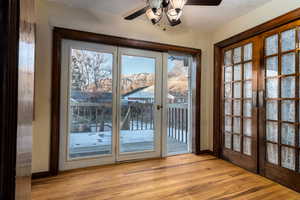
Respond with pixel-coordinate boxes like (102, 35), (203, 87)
(205, 0), (300, 149)
(33, 0), (300, 173)
(213, 0), (300, 43)
(33, 0), (213, 173)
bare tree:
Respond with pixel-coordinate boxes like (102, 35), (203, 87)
(71, 49), (112, 91)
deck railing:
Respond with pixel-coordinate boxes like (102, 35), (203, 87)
(70, 101), (188, 144)
(122, 102), (154, 131)
(168, 104), (189, 144)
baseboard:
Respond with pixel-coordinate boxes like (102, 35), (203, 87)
(196, 150), (214, 155)
(32, 171), (51, 179)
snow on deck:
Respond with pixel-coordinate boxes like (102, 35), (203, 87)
(70, 130), (154, 148)
(69, 130), (189, 157)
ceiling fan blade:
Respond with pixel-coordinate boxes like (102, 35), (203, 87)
(186, 0), (222, 6)
(124, 6), (149, 20)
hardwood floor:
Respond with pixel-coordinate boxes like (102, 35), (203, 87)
(32, 154), (300, 200)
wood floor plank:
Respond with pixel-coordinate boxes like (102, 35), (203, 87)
(32, 154), (300, 200)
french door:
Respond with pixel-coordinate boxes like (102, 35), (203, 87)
(59, 40), (163, 170)
(221, 37), (259, 173)
(220, 20), (300, 192)
(261, 20), (300, 191)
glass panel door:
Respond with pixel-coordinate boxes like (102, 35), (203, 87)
(219, 19), (300, 192)
(221, 37), (258, 172)
(264, 28), (297, 170)
(117, 48), (162, 161)
(59, 40), (117, 171)
(261, 21), (300, 192)
(166, 54), (192, 155)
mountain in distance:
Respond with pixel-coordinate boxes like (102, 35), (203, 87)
(84, 60), (188, 96)
(167, 60), (189, 97)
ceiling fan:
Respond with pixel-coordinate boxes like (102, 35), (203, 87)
(124, 0), (222, 27)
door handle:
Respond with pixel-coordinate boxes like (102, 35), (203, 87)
(258, 90), (265, 107)
(252, 91), (257, 108)
(156, 105), (163, 110)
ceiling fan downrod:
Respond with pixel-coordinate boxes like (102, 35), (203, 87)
(162, 0), (170, 8)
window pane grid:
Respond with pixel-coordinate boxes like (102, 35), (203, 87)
(223, 115), (252, 119)
(223, 43), (253, 156)
(266, 72), (300, 77)
(265, 27), (299, 171)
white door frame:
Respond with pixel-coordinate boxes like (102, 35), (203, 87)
(116, 47), (163, 161)
(59, 40), (195, 170)
(59, 39), (118, 171)
(161, 53), (169, 157)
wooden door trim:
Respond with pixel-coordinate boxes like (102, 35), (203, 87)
(49, 27), (202, 176)
(214, 8), (300, 158)
(0, 0), (19, 199)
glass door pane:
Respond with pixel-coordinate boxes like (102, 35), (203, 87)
(68, 49), (114, 158)
(60, 40), (117, 171)
(120, 55), (156, 153)
(118, 48), (162, 160)
(166, 54), (192, 155)
(223, 43), (254, 155)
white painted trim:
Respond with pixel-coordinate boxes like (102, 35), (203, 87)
(161, 53), (169, 157)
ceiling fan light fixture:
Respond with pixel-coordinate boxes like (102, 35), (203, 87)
(166, 8), (182, 23)
(169, 0), (187, 12)
(148, 0), (163, 13)
(146, 8), (162, 24)
(124, 0), (223, 28)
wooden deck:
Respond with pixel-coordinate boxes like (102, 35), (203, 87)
(32, 154), (300, 200)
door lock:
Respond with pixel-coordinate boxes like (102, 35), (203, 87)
(156, 105), (163, 110)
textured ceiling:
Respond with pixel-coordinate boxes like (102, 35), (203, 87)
(47, 0), (272, 31)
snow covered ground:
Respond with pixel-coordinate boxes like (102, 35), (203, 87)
(69, 129), (188, 158)
(70, 130), (154, 149)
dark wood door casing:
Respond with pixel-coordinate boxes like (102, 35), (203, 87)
(49, 28), (202, 176)
(15, 0), (35, 199)
(0, 0), (35, 199)
(0, 0), (19, 199)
